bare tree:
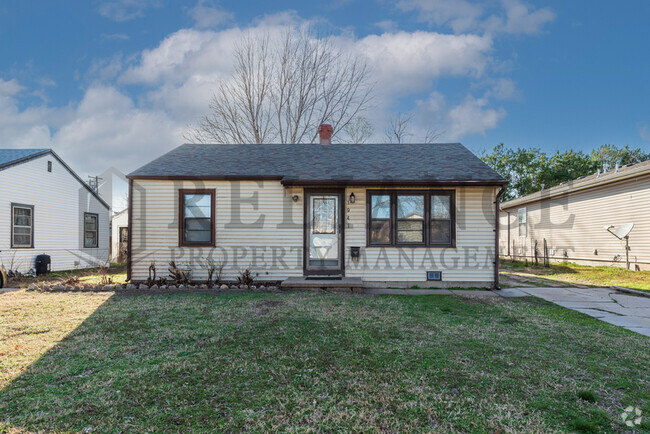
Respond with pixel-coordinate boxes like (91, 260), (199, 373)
(339, 116), (374, 144)
(186, 29), (373, 144)
(384, 113), (414, 144)
(424, 127), (444, 143)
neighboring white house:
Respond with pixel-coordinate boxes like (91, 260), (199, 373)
(97, 166), (129, 262)
(500, 159), (650, 270)
(111, 208), (129, 263)
(0, 149), (110, 273)
(127, 129), (508, 288)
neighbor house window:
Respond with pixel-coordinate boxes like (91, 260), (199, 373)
(367, 191), (455, 247)
(518, 208), (527, 237)
(179, 189), (215, 247)
(47, 160), (52, 172)
(11, 204), (34, 248)
(84, 213), (98, 248)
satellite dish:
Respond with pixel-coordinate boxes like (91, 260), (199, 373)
(605, 223), (635, 270)
(609, 223), (634, 240)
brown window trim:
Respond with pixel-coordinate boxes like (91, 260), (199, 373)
(178, 189), (216, 247)
(83, 212), (99, 248)
(366, 190), (456, 248)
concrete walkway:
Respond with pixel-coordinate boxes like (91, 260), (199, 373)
(0, 287), (20, 294)
(499, 286), (650, 337)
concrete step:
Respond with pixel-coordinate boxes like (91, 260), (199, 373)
(281, 277), (363, 289)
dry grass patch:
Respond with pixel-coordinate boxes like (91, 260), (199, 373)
(501, 260), (650, 291)
(0, 290), (113, 388)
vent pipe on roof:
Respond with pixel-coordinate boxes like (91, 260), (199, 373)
(318, 124), (333, 145)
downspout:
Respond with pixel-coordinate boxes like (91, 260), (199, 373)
(494, 185), (506, 289)
(126, 178), (133, 282)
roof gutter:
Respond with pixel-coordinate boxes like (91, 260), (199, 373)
(281, 179), (508, 187)
(494, 184), (506, 290)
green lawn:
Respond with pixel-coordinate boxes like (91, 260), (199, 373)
(501, 260), (650, 291)
(1, 290), (648, 432)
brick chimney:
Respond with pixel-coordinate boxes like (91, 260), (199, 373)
(318, 124), (333, 145)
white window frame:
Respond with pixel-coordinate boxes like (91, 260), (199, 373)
(518, 207), (527, 238)
(11, 203), (34, 248)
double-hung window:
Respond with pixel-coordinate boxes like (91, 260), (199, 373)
(518, 208), (527, 237)
(396, 195), (425, 244)
(179, 189), (215, 247)
(11, 204), (34, 248)
(84, 213), (99, 248)
(369, 194), (391, 245)
(367, 191), (455, 247)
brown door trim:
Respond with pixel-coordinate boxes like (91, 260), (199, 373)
(303, 189), (345, 276)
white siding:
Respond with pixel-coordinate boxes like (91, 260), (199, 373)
(131, 180), (497, 286)
(0, 154), (110, 273)
(499, 174), (650, 270)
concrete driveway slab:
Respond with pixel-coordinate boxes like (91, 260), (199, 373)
(499, 287), (650, 337)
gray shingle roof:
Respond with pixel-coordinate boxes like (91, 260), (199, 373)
(0, 148), (49, 170)
(128, 143), (506, 185)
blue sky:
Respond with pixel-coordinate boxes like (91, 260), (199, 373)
(0, 0), (649, 175)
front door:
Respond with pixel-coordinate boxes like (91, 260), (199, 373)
(304, 191), (344, 275)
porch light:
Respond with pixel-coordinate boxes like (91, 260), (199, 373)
(349, 192), (356, 204)
(292, 195), (300, 202)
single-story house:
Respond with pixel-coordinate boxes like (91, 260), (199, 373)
(0, 149), (110, 274)
(499, 159), (650, 270)
(127, 130), (507, 288)
(111, 208), (129, 263)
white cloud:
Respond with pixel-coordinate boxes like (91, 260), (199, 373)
(120, 28), (225, 85)
(484, 78), (518, 100)
(412, 91), (506, 141)
(97, 0), (161, 22)
(188, 0), (233, 28)
(374, 19), (400, 33)
(397, 0), (554, 35)
(349, 31), (493, 99)
(52, 86), (182, 175)
(445, 95), (506, 139)
(0, 78), (24, 96)
(638, 123), (650, 141)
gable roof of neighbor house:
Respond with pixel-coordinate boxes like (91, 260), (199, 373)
(128, 143), (507, 186)
(0, 148), (110, 209)
(0, 148), (50, 170)
(501, 159), (650, 210)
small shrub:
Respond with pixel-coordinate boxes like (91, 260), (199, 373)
(146, 262), (157, 286)
(168, 261), (190, 285)
(62, 275), (80, 286)
(237, 268), (256, 286)
(203, 257), (223, 288)
(98, 263), (113, 285)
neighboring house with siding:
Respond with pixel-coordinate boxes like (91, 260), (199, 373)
(0, 149), (110, 273)
(499, 160), (650, 270)
(127, 129), (507, 288)
(111, 208), (129, 263)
